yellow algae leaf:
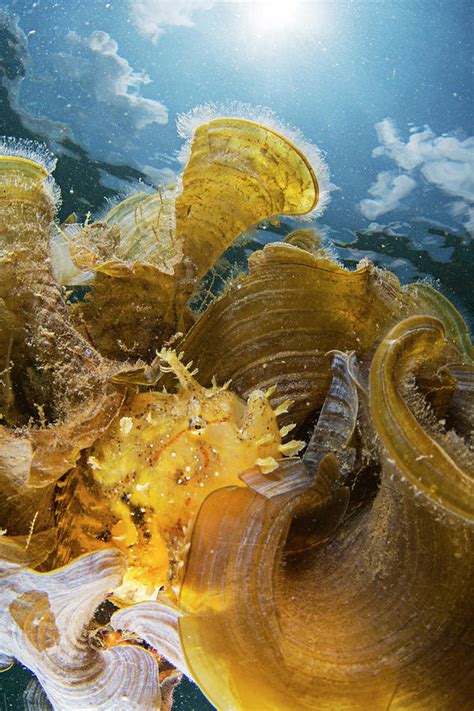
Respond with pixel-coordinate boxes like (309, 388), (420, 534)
(176, 118), (320, 277)
(102, 189), (182, 275)
(303, 350), (359, 477)
(370, 314), (474, 521)
(177, 243), (418, 427)
(178, 480), (392, 711)
(0, 140), (58, 266)
(0, 140), (111, 418)
(58, 189), (182, 279)
(179, 349), (473, 710)
(75, 260), (196, 360)
(283, 226), (329, 257)
(68, 197), (195, 360)
(407, 281), (474, 360)
(63, 189), (187, 360)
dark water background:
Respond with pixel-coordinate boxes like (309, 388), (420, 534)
(1, 663), (214, 710)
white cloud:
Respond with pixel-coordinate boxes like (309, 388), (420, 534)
(374, 119), (473, 168)
(361, 118), (474, 231)
(421, 158), (473, 203)
(129, 0), (216, 43)
(63, 30), (167, 131)
(359, 171), (417, 220)
(451, 200), (474, 235)
(373, 118), (474, 199)
(27, 28), (170, 169)
(1, 12), (169, 167)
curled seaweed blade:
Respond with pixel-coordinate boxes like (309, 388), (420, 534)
(73, 256), (195, 360)
(111, 601), (189, 676)
(23, 677), (53, 710)
(68, 205), (193, 360)
(0, 141), (110, 418)
(283, 227), (321, 252)
(303, 350), (359, 477)
(179, 486), (292, 710)
(179, 480), (392, 710)
(60, 189), (183, 280)
(50, 183), (187, 363)
(176, 118), (320, 278)
(101, 189), (182, 275)
(0, 137), (56, 175)
(282, 226), (334, 260)
(0, 144), (57, 238)
(179, 367), (473, 710)
(0, 653), (15, 672)
(177, 243), (415, 427)
(0, 549), (162, 709)
(370, 314), (474, 521)
(407, 282), (473, 361)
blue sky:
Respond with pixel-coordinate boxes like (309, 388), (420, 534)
(1, 0), (473, 236)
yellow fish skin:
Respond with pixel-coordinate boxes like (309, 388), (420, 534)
(58, 349), (284, 603)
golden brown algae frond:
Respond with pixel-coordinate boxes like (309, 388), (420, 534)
(176, 117), (320, 278)
(0, 139), (107, 420)
(0, 114), (472, 711)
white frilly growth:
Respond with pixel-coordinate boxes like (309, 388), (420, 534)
(45, 176), (62, 212)
(176, 102), (332, 216)
(0, 136), (57, 174)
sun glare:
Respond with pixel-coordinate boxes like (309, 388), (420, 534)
(248, 1), (303, 35)
(233, 1), (332, 60)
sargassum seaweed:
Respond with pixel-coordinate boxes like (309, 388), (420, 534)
(0, 112), (472, 710)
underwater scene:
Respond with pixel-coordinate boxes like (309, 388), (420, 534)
(0, 1), (472, 710)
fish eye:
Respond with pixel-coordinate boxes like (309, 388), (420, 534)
(189, 416), (207, 433)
